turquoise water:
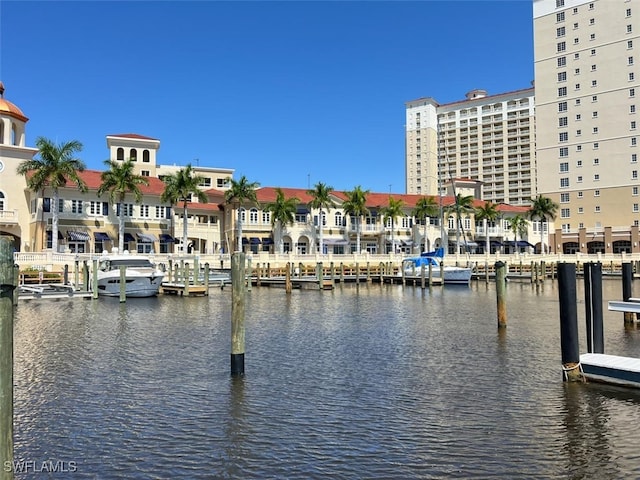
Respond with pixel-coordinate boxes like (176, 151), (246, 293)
(11, 279), (640, 479)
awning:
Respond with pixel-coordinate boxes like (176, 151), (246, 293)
(46, 230), (64, 240)
(401, 240), (414, 246)
(324, 238), (349, 245)
(94, 232), (111, 241)
(160, 233), (175, 243)
(137, 233), (158, 243)
(516, 240), (534, 248)
(123, 233), (135, 243)
(490, 240), (503, 247)
(242, 238), (249, 244)
(261, 237), (274, 245)
(67, 230), (90, 241)
(296, 208), (309, 214)
(250, 237), (261, 245)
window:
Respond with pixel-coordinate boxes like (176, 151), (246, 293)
(117, 203), (133, 217)
(633, 138), (638, 146)
(557, 41), (566, 52)
(575, 68), (580, 74)
(633, 186), (639, 195)
(631, 105), (636, 113)
(250, 208), (259, 224)
(560, 162), (569, 172)
(574, 37), (580, 44)
(142, 150), (150, 163)
(578, 191), (584, 198)
(577, 176), (583, 183)
(591, 64), (596, 71)
(559, 116), (568, 126)
(558, 56), (567, 67)
(556, 0), (564, 6)
(576, 129), (582, 136)
(89, 201), (104, 216)
(595, 206), (601, 213)
(561, 208), (570, 218)
(71, 199), (82, 214)
(591, 80), (597, 87)
(593, 158), (599, 165)
(593, 127), (599, 134)
(558, 87), (567, 97)
(634, 170), (639, 179)
(155, 206), (166, 219)
(576, 99), (581, 105)
(561, 178), (570, 187)
(577, 159), (583, 167)
(594, 174), (600, 181)
(592, 95), (597, 102)
(635, 204), (640, 213)
(561, 193), (570, 202)
(575, 83), (581, 90)
(578, 207), (584, 213)
(575, 52), (580, 59)
(573, 22), (579, 29)
(590, 49), (596, 55)
(630, 56), (635, 65)
(576, 113), (582, 120)
(557, 26), (566, 37)
(631, 88), (636, 97)
(589, 33), (595, 40)
(140, 205), (150, 218)
(629, 40), (634, 49)
(632, 121), (637, 130)
(573, 7), (578, 13)
(560, 147), (569, 157)
(198, 177), (212, 187)
(633, 153), (638, 162)
(627, 8), (632, 17)
(594, 190), (600, 196)
(141, 170), (150, 177)
(628, 25), (633, 33)
(630, 73), (636, 81)
(558, 101), (568, 112)
(589, 18), (595, 25)
(588, 2), (593, 9)
(559, 132), (569, 142)
(594, 142), (599, 149)
(558, 71), (567, 81)
(557, 11), (565, 21)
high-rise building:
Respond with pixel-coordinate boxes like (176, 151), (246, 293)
(534, 0), (640, 254)
(405, 87), (536, 206)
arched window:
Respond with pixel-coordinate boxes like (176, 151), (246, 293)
(11, 124), (16, 145)
(0, 192), (5, 211)
(0, 121), (4, 144)
(334, 212), (343, 227)
(130, 149), (137, 162)
(143, 150), (150, 163)
(238, 208), (246, 223)
(117, 148), (124, 161)
(448, 216), (455, 229)
(249, 208), (258, 224)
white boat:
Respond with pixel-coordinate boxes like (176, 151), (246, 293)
(402, 248), (472, 285)
(94, 251), (165, 297)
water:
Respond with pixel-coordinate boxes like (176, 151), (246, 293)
(11, 280), (640, 479)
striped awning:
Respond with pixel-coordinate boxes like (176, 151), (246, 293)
(67, 230), (90, 241)
(137, 233), (158, 243)
(123, 233), (135, 243)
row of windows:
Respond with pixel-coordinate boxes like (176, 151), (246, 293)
(561, 186), (640, 204)
(555, 1), (597, 13)
(41, 198), (171, 219)
(558, 90), (636, 113)
(116, 148), (150, 163)
(560, 203), (640, 218)
(560, 170), (638, 188)
(559, 138), (638, 158)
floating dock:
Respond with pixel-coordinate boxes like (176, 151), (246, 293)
(18, 284), (92, 301)
(580, 353), (640, 388)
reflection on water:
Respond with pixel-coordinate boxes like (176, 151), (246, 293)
(11, 280), (640, 479)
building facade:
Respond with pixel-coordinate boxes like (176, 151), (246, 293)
(405, 88), (536, 207)
(534, 0), (640, 254)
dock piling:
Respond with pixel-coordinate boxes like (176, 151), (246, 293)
(558, 263), (582, 382)
(622, 262), (635, 324)
(584, 262), (604, 354)
(495, 261), (507, 328)
(0, 237), (14, 479)
(231, 252), (246, 376)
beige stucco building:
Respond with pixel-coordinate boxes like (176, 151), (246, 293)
(405, 88), (536, 207)
(534, 0), (640, 253)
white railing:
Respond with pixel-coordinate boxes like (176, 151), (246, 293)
(0, 210), (18, 223)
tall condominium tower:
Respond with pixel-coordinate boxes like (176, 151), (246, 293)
(534, 0), (640, 253)
(405, 87), (536, 206)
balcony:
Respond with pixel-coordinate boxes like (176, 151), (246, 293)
(0, 210), (18, 225)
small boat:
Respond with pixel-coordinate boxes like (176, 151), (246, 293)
(402, 247), (472, 286)
(94, 250), (165, 297)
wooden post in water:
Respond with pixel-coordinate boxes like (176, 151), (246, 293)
(246, 258), (252, 292)
(184, 263), (190, 296)
(63, 264), (69, 285)
(74, 258), (80, 291)
(231, 252), (246, 376)
(379, 262), (384, 283)
(355, 262), (360, 284)
(558, 262), (582, 382)
(622, 262), (635, 324)
(285, 262), (292, 293)
(330, 262), (335, 284)
(204, 262), (210, 293)
(495, 261), (507, 329)
(366, 262), (371, 282)
(317, 262), (323, 289)
(12, 267), (18, 307)
(119, 265), (127, 303)
(92, 259), (99, 299)
(428, 262), (433, 289)
(340, 263), (345, 283)
(485, 260), (489, 284)
(0, 237), (14, 479)
(420, 263), (426, 289)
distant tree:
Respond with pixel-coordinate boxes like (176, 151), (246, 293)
(97, 159), (149, 252)
(509, 214), (530, 252)
(161, 165), (208, 253)
(265, 188), (299, 254)
(224, 175), (260, 252)
(528, 195), (559, 254)
(17, 137), (87, 252)
(380, 197), (405, 254)
(475, 201), (499, 255)
(341, 186), (369, 253)
(307, 182), (336, 254)
(412, 196), (439, 253)
(445, 193), (475, 254)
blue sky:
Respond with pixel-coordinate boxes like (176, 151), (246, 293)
(1, 1), (534, 194)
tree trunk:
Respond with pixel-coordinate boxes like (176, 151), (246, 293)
(52, 189), (60, 252)
(118, 201), (125, 252)
(182, 201), (189, 254)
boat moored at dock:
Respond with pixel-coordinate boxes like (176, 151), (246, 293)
(94, 250), (165, 298)
(402, 248), (472, 285)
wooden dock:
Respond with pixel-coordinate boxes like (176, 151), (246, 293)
(18, 284), (92, 301)
(580, 353), (640, 388)
(160, 283), (209, 296)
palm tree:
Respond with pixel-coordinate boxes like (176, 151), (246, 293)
(509, 214), (530, 253)
(380, 197), (405, 254)
(411, 196), (439, 253)
(264, 188), (299, 254)
(341, 186), (369, 254)
(224, 175), (260, 252)
(16, 137), (87, 252)
(307, 182), (336, 254)
(528, 195), (559, 254)
(97, 159), (149, 252)
(445, 194), (475, 254)
(475, 201), (499, 255)
(160, 164), (208, 254)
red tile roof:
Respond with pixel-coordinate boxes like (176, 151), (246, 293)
(106, 133), (159, 141)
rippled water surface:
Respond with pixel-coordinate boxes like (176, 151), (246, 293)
(12, 280), (640, 479)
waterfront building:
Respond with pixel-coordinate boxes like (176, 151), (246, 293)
(533, 0), (640, 254)
(405, 87), (536, 207)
